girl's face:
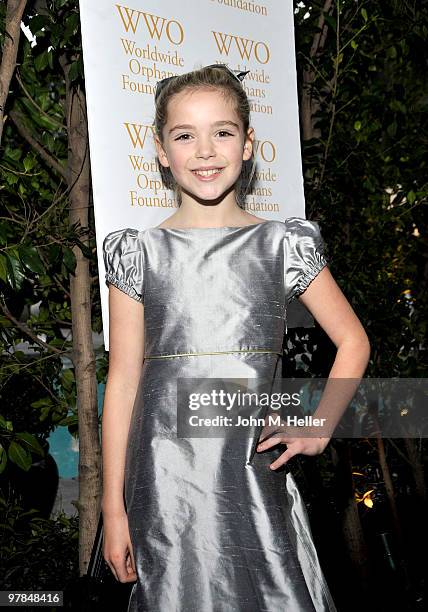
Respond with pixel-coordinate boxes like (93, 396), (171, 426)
(155, 87), (254, 204)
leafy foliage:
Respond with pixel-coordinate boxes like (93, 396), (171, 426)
(0, 0), (103, 482)
(0, 497), (78, 591)
(294, 0), (428, 376)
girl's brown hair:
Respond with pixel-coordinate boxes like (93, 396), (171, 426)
(153, 64), (256, 207)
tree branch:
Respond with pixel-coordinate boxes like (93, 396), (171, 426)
(0, 0), (28, 144)
(15, 69), (67, 130)
(0, 300), (65, 354)
(9, 109), (68, 181)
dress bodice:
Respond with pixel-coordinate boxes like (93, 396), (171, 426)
(102, 218), (329, 358)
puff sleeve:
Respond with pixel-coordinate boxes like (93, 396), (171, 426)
(102, 228), (144, 303)
(284, 216), (329, 304)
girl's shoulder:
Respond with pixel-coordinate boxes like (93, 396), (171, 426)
(102, 227), (144, 255)
(100, 218), (326, 254)
(283, 216), (324, 237)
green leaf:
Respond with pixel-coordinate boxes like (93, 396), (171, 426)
(31, 397), (54, 409)
(19, 246), (45, 274)
(28, 14), (48, 35)
(61, 368), (75, 391)
(68, 61), (80, 83)
(0, 255), (7, 282)
(5, 148), (21, 161)
(387, 46), (397, 59)
(6, 249), (26, 291)
(0, 444), (7, 474)
(39, 406), (51, 422)
(390, 99), (406, 114)
(15, 433), (45, 457)
(23, 155), (36, 172)
(324, 13), (337, 32)
(34, 51), (49, 72)
(63, 247), (77, 273)
(64, 13), (80, 41)
(5, 172), (19, 186)
(354, 120), (362, 131)
(407, 191), (416, 204)
(58, 414), (78, 427)
(387, 121), (397, 138)
(361, 8), (368, 22)
(8, 441), (32, 471)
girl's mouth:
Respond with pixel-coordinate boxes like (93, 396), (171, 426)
(192, 168), (224, 180)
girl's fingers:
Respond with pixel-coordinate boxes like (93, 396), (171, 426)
(106, 549), (137, 583)
(258, 437), (330, 469)
(269, 446), (298, 470)
(127, 541), (137, 575)
(257, 435), (293, 452)
(116, 555), (136, 583)
(106, 559), (119, 582)
(103, 544), (119, 581)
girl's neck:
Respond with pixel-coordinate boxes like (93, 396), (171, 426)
(169, 195), (253, 229)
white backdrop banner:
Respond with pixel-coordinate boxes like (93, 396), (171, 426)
(79, 0), (307, 349)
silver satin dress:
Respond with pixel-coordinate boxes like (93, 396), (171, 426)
(102, 217), (337, 612)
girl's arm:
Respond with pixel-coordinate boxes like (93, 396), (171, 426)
(299, 266), (371, 376)
(101, 285), (144, 582)
(102, 285), (145, 513)
(257, 266), (371, 468)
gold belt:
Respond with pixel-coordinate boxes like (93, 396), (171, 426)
(144, 349), (283, 360)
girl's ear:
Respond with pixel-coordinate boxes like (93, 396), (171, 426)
(243, 127), (255, 161)
(154, 135), (170, 168)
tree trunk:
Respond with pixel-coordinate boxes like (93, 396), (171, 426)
(376, 434), (404, 549)
(0, 0), (27, 144)
(368, 399), (404, 552)
(331, 442), (370, 595)
(404, 437), (427, 505)
(61, 55), (101, 575)
(299, 0), (333, 142)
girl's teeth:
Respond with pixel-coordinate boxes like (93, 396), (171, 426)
(194, 168), (222, 176)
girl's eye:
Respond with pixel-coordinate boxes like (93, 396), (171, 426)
(174, 131), (234, 141)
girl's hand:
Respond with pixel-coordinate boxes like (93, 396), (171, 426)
(256, 433), (330, 470)
(102, 509), (137, 583)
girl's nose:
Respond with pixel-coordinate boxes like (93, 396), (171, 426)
(195, 137), (216, 158)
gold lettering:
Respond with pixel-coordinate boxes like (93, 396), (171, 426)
(116, 5), (184, 45)
(122, 73), (154, 94)
(128, 156), (159, 172)
(211, 31), (270, 64)
(124, 122), (154, 150)
(165, 20), (184, 45)
(136, 173), (163, 194)
(142, 12), (167, 40)
(253, 140), (276, 162)
(244, 197), (280, 213)
(120, 39), (185, 67)
(116, 4), (141, 34)
(211, 31), (234, 55)
(209, 0), (268, 17)
(130, 190), (178, 208)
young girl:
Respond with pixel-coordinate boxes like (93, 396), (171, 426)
(101, 64), (370, 611)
